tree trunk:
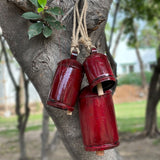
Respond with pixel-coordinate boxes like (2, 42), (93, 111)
(109, 0), (121, 49)
(19, 131), (27, 160)
(0, 0), (120, 159)
(112, 24), (124, 58)
(1, 34), (29, 159)
(41, 108), (49, 160)
(135, 45), (147, 88)
(133, 26), (147, 88)
(48, 131), (61, 153)
(145, 57), (160, 137)
(18, 71), (27, 160)
(16, 82), (28, 160)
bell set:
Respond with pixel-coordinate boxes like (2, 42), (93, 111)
(47, 48), (119, 155)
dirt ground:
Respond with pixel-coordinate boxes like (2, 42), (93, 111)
(1, 85), (160, 160)
(113, 84), (148, 104)
(0, 130), (160, 160)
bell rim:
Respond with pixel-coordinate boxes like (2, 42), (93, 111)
(79, 86), (112, 99)
(91, 75), (116, 93)
(84, 141), (120, 151)
(47, 99), (74, 111)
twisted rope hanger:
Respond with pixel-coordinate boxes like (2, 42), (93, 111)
(71, 0), (95, 54)
(76, 0), (95, 52)
(71, 0), (85, 54)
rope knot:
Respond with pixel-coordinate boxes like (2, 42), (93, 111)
(79, 37), (95, 53)
(71, 39), (80, 54)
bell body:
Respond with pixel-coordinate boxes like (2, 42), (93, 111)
(83, 49), (116, 93)
(79, 86), (119, 151)
(47, 57), (83, 112)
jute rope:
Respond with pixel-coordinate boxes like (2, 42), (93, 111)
(71, 0), (95, 54)
(76, 0), (95, 52)
(71, 0), (85, 54)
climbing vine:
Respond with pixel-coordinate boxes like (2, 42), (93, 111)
(22, 0), (65, 39)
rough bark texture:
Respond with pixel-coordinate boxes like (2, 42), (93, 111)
(0, 0), (120, 159)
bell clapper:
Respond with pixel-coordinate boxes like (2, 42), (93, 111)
(96, 85), (104, 156)
(67, 110), (72, 116)
(97, 83), (104, 96)
(96, 150), (104, 156)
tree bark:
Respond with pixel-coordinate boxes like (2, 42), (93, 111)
(0, 0), (120, 159)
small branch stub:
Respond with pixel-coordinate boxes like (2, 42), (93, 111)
(67, 110), (72, 116)
(97, 83), (104, 96)
(96, 150), (104, 156)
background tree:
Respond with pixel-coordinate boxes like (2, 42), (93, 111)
(0, 35), (30, 160)
(118, 2), (147, 88)
(0, 0), (120, 159)
(119, 0), (160, 137)
(41, 108), (61, 160)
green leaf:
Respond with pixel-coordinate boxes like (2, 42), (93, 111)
(45, 7), (64, 15)
(29, 0), (39, 8)
(37, 8), (44, 13)
(62, 25), (66, 30)
(49, 21), (65, 30)
(28, 22), (43, 39)
(38, 0), (47, 8)
(43, 26), (52, 38)
(22, 12), (41, 20)
(44, 14), (56, 22)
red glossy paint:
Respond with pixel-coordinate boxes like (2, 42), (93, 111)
(79, 86), (119, 151)
(47, 52), (83, 111)
(83, 48), (116, 93)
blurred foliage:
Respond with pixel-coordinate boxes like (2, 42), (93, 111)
(118, 71), (152, 86)
(119, 0), (160, 50)
(139, 27), (157, 48)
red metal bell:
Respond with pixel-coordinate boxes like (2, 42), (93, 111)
(83, 48), (116, 93)
(79, 86), (119, 154)
(47, 52), (83, 114)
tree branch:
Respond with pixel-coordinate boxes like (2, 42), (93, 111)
(0, 35), (18, 88)
(21, 70), (30, 132)
(112, 24), (124, 58)
(109, 0), (121, 49)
